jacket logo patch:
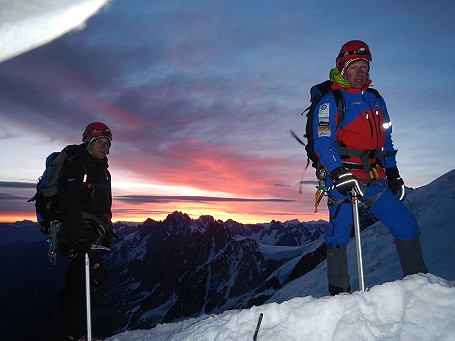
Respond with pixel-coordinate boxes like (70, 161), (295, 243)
(318, 103), (330, 137)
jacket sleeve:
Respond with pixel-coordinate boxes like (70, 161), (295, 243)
(313, 93), (344, 174)
(379, 97), (398, 169)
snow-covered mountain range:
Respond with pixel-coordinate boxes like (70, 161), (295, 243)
(0, 169), (454, 340)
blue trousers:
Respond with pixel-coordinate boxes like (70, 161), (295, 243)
(325, 178), (420, 246)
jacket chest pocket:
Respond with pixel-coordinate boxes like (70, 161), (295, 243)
(83, 170), (110, 200)
(85, 183), (108, 199)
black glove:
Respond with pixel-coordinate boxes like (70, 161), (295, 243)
(83, 220), (107, 237)
(386, 167), (406, 201)
(74, 239), (92, 253)
(65, 239), (92, 263)
(330, 167), (363, 197)
(68, 239), (92, 255)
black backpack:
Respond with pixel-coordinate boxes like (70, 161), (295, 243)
(292, 80), (382, 179)
(28, 144), (86, 235)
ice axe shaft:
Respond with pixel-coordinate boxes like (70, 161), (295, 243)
(85, 253), (92, 341)
(253, 313), (263, 341)
(351, 190), (365, 292)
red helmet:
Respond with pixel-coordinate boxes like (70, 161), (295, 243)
(82, 122), (112, 143)
(336, 40), (372, 75)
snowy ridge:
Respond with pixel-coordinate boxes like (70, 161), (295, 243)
(106, 274), (455, 341)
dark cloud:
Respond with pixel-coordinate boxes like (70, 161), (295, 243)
(0, 182), (36, 189)
(115, 195), (294, 204)
(0, 192), (31, 212)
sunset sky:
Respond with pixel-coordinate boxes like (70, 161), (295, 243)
(1, 1), (454, 224)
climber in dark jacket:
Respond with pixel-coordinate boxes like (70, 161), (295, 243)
(54, 122), (114, 340)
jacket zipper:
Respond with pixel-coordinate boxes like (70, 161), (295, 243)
(365, 112), (373, 137)
(362, 92), (380, 148)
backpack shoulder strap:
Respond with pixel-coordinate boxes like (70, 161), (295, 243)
(331, 89), (345, 128)
(367, 88), (382, 105)
(62, 143), (85, 156)
(69, 146), (89, 183)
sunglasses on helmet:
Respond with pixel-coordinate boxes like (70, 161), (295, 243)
(338, 47), (371, 58)
(88, 128), (111, 134)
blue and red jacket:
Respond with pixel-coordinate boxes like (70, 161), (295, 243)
(313, 76), (397, 181)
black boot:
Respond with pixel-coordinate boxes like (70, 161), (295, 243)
(326, 245), (351, 295)
(395, 235), (429, 277)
